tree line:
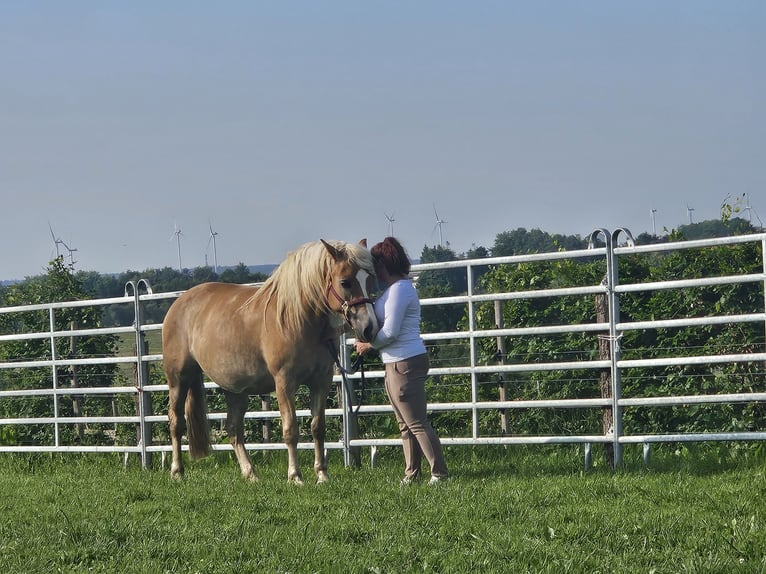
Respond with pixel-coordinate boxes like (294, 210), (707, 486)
(413, 216), (765, 464)
(0, 215), (763, 451)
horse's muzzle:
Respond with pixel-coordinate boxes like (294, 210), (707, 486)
(362, 323), (375, 343)
(341, 297), (378, 343)
(350, 314), (378, 343)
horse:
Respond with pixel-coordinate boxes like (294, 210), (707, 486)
(161, 239), (379, 484)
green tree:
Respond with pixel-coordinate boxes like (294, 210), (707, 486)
(676, 218), (756, 241)
(0, 257), (120, 446)
(468, 256), (609, 437)
(465, 234), (766, 441)
(618, 241), (765, 436)
(492, 228), (587, 257)
(417, 244), (466, 334)
(220, 262), (262, 284)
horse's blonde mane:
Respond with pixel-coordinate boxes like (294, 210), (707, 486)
(247, 240), (374, 338)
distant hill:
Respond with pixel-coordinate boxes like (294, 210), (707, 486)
(0, 264), (279, 287)
(247, 264), (278, 276)
(1, 217), (761, 286)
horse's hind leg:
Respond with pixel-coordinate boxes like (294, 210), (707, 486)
(167, 371), (188, 480)
(224, 391), (258, 482)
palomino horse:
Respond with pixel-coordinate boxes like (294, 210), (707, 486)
(162, 239), (379, 484)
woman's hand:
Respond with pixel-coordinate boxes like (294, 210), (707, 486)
(355, 341), (374, 356)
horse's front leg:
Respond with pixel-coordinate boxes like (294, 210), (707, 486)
(310, 381), (330, 484)
(224, 391), (258, 482)
(275, 383), (303, 485)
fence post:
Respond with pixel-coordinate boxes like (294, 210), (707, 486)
(589, 228), (626, 468)
(261, 395), (272, 443)
(603, 230), (623, 468)
(69, 321), (83, 443)
(762, 238), (766, 393)
(49, 307), (61, 448)
(494, 301), (508, 435)
(594, 287), (614, 468)
(608, 228), (635, 468)
(467, 264), (479, 439)
(125, 279), (153, 469)
(339, 332), (361, 467)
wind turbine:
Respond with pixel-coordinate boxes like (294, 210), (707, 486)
(743, 194), (763, 229)
(385, 212), (395, 237)
(61, 240), (78, 266)
(650, 209), (658, 236)
(48, 222), (78, 266)
(207, 220), (220, 273)
(432, 204), (447, 246)
(48, 222), (64, 258)
(170, 224), (183, 271)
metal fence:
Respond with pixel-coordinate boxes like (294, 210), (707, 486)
(1, 229), (765, 469)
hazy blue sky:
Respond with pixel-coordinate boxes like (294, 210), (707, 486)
(2, 1), (764, 280)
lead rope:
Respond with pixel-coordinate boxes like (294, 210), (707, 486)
(327, 340), (366, 415)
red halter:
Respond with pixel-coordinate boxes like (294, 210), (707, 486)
(326, 281), (374, 321)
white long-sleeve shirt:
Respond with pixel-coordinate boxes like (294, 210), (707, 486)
(371, 278), (427, 363)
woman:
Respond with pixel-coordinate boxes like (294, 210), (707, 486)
(355, 237), (449, 485)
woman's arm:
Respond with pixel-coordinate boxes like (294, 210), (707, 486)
(371, 281), (409, 349)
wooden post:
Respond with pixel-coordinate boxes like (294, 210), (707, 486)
(494, 301), (508, 435)
(69, 321), (83, 443)
(133, 338), (153, 467)
(595, 291), (615, 469)
(261, 395), (272, 442)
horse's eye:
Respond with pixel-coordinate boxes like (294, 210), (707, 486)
(340, 279), (353, 290)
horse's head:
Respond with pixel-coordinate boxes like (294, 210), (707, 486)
(321, 239), (380, 343)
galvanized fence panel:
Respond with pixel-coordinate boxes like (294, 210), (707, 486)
(1, 230), (765, 469)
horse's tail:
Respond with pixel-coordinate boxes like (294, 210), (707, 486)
(185, 375), (211, 460)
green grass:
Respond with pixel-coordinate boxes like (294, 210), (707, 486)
(1, 446), (766, 573)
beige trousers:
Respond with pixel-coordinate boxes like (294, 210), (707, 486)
(384, 353), (448, 479)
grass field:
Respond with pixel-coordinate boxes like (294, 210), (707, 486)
(1, 445), (765, 573)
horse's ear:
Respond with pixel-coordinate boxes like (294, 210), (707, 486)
(359, 238), (368, 248)
(320, 239), (341, 261)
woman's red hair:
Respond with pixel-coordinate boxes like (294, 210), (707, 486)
(371, 237), (411, 276)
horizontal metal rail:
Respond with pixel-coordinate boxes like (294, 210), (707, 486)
(1, 231), (765, 469)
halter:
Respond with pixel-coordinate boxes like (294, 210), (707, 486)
(326, 281), (374, 322)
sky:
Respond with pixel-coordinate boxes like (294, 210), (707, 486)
(1, 1), (764, 280)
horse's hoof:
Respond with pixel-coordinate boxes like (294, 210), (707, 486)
(288, 476), (304, 486)
(316, 473), (330, 484)
(240, 466), (259, 482)
(170, 467), (184, 480)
